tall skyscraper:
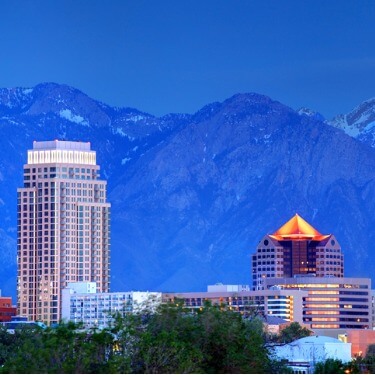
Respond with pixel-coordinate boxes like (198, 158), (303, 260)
(252, 214), (344, 290)
(17, 140), (110, 325)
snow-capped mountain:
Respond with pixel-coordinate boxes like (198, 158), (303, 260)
(328, 98), (375, 148)
(0, 83), (374, 299)
(297, 107), (325, 122)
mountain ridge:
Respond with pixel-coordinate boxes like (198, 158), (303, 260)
(0, 83), (374, 299)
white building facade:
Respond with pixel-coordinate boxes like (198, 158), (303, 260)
(62, 282), (161, 328)
(272, 335), (352, 373)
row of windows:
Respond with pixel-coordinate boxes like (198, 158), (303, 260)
(26, 173), (97, 181)
(256, 248), (280, 253)
(24, 167), (96, 175)
(305, 317), (369, 322)
(317, 248), (341, 253)
(316, 254), (343, 259)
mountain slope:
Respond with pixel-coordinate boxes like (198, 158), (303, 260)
(0, 83), (374, 299)
(110, 93), (375, 291)
(328, 98), (375, 148)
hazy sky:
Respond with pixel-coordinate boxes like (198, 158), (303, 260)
(1, 0), (374, 118)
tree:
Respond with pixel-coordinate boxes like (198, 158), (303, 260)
(1, 300), (273, 373)
(314, 358), (348, 374)
(0, 325), (38, 368)
(0, 322), (115, 374)
(361, 344), (375, 374)
(193, 302), (270, 373)
(278, 322), (312, 343)
(107, 298), (205, 373)
(110, 299), (272, 373)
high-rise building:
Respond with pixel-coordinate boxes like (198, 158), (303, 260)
(17, 140), (110, 325)
(252, 214), (344, 290)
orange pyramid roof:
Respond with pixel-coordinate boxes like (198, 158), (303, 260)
(269, 214), (329, 241)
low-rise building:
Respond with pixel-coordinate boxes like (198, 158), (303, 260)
(163, 284), (308, 324)
(2, 315), (47, 333)
(371, 289), (375, 329)
(271, 335), (352, 374)
(338, 330), (375, 358)
(61, 282), (161, 328)
(264, 276), (372, 330)
(0, 292), (17, 322)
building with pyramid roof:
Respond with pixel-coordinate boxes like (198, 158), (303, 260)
(252, 214), (344, 290)
(250, 214), (373, 330)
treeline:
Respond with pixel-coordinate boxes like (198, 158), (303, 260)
(1, 301), (374, 373)
(0, 301), (293, 374)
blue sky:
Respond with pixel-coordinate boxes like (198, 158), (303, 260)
(1, 0), (374, 118)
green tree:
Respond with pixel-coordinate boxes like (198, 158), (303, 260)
(109, 299), (271, 373)
(0, 325), (39, 368)
(1, 322), (115, 374)
(314, 358), (348, 374)
(196, 304), (270, 373)
(278, 322), (312, 343)
(1, 300), (274, 373)
(361, 344), (375, 374)
(108, 299), (203, 373)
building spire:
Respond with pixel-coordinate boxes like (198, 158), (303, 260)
(270, 213), (328, 240)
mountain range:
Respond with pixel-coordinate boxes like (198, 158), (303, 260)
(0, 83), (374, 299)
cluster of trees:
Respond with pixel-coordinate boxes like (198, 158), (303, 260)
(0, 300), (294, 374)
(1, 300), (374, 374)
(314, 353), (375, 374)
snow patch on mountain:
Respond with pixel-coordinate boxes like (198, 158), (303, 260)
(297, 107), (325, 122)
(329, 115), (361, 137)
(363, 121), (375, 133)
(127, 115), (145, 122)
(113, 127), (135, 141)
(59, 109), (89, 126)
(327, 98), (375, 147)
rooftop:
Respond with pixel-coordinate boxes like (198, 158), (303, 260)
(269, 214), (330, 241)
(32, 140), (91, 151)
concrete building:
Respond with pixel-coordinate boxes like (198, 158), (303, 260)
(252, 214), (344, 290)
(338, 330), (375, 357)
(264, 277), (372, 330)
(2, 315), (47, 333)
(271, 335), (352, 374)
(0, 291), (17, 322)
(163, 285), (308, 324)
(61, 282), (161, 328)
(372, 289), (375, 329)
(17, 140), (111, 325)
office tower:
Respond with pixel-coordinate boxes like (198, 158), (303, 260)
(252, 214), (344, 290)
(17, 140), (110, 325)
(264, 276), (371, 330)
